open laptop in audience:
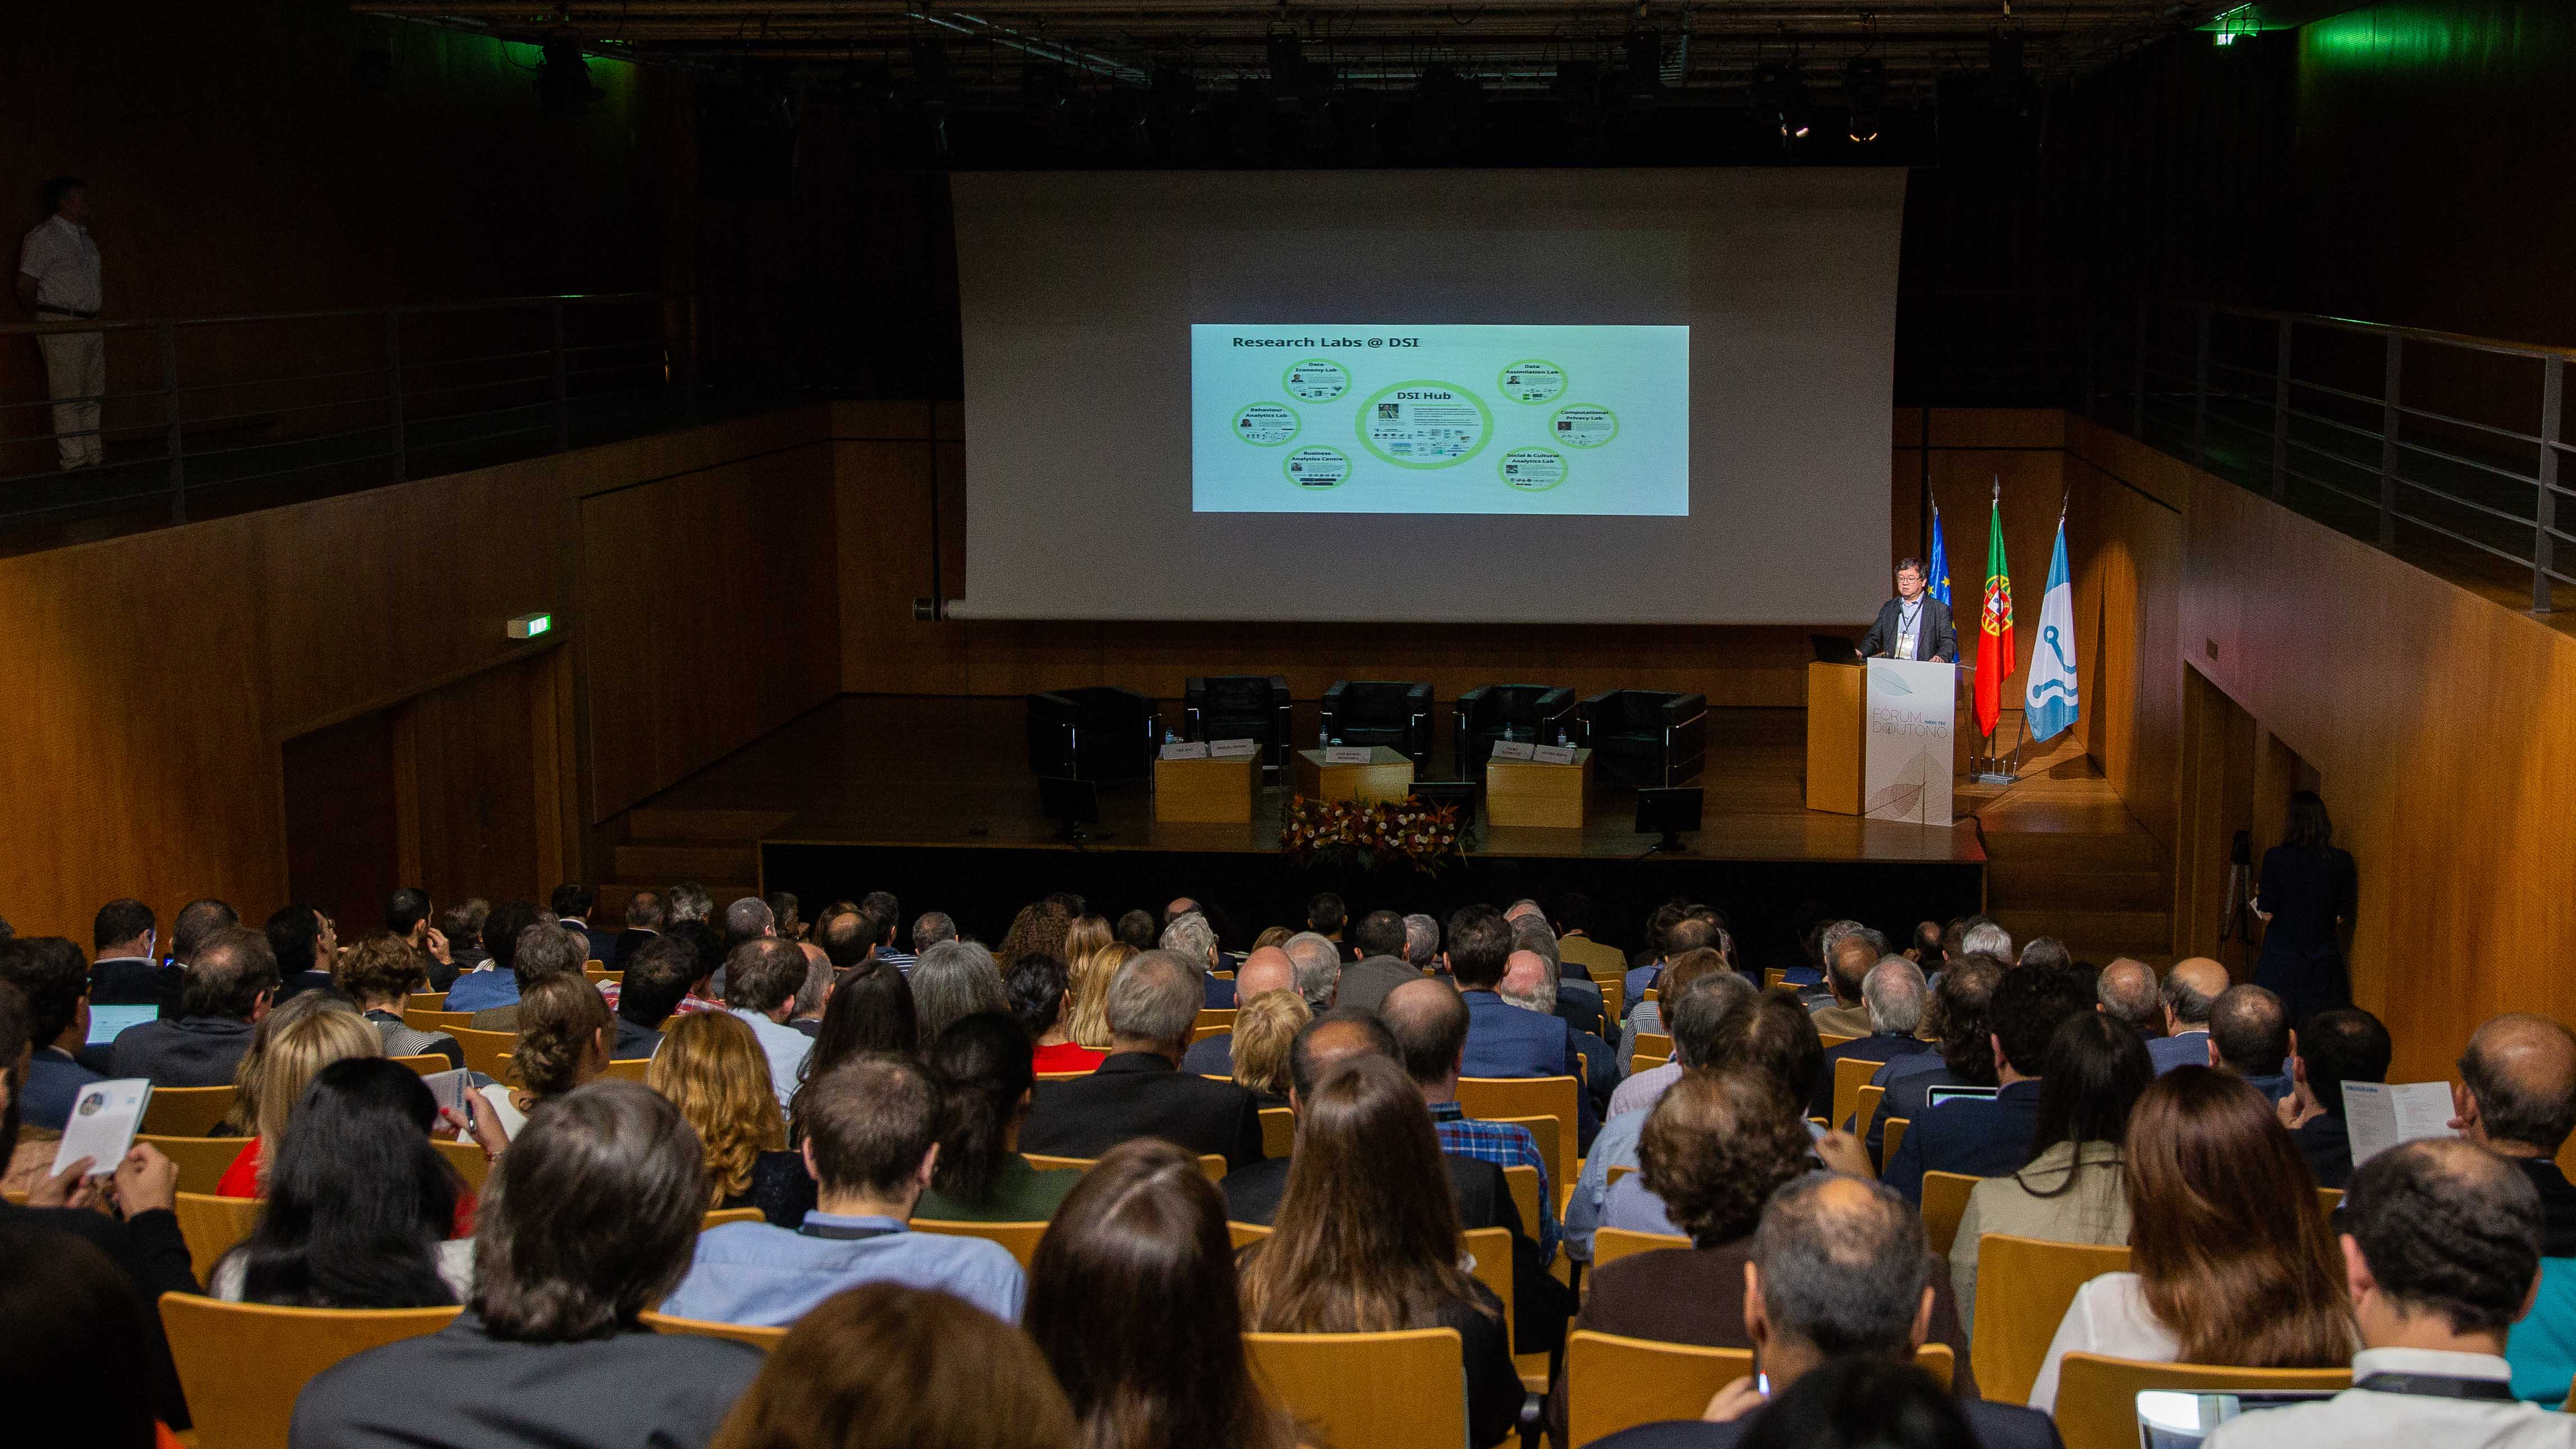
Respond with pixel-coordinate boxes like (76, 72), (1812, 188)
(2138, 1390), (2337, 1448)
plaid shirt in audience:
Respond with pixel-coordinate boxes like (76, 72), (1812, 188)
(1429, 1099), (1559, 1262)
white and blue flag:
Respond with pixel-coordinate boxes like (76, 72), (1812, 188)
(2024, 513), (2080, 742)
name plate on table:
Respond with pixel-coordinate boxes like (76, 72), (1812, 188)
(1323, 746), (1374, 764)
(1532, 744), (1578, 766)
(1209, 738), (1261, 759)
(1159, 741), (1211, 761)
(1488, 741), (1537, 761)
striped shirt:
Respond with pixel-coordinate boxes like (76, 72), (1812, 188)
(1430, 1099), (1559, 1262)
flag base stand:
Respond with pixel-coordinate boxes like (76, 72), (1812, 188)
(1967, 718), (2025, 785)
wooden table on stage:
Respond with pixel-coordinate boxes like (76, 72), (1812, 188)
(1292, 746), (1416, 805)
(1153, 753), (1258, 823)
(1485, 748), (1592, 829)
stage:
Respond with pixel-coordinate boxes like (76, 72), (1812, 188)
(626, 696), (1990, 959)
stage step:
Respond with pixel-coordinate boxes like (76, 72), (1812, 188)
(624, 807), (796, 842)
(612, 841), (760, 882)
(1976, 828), (2162, 873)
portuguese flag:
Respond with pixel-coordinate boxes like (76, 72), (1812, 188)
(1973, 484), (2016, 739)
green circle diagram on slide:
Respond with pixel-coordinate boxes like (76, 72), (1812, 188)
(1283, 445), (1351, 490)
(1496, 359), (1566, 404)
(1282, 357), (1350, 402)
(1232, 401), (1301, 446)
(1498, 446), (1569, 492)
(1355, 380), (1492, 469)
(1549, 402), (1619, 449)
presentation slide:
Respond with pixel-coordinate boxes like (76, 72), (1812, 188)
(1191, 324), (1688, 516)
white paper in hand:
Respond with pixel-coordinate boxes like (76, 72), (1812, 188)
(2342, 1080), (2455, 1169)
(419, 1068), (475, 1120)
(53, 1077), (152, 1178)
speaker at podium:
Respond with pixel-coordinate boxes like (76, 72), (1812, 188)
(1805, 655), (1959, 826)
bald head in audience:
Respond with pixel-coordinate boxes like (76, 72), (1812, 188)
(1827, 935), (1878, 1007)
(2208, 982), (2289, 1077)
(1860, 958), (1927, 1036)
(1232, 947), (1294, 1002)
(2454, 1013), (2576, 1159)
(1286, 1011), (1397, 1113)
(1497, 950), (1554, 1013)
(2095, 958), (2161, 1034)
(2161, 957), (2229, 1039)
(1382, 977), (1470, 1101)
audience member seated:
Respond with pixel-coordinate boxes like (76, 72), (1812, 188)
(2274, 1005), (2391, 1190)
(438, 896), (491, 984)
(709, 1282), (1076, 1449)
(1611, 954), (1750, 1116)
(648, 1011), (811, 1228)
(1447, 905), (1601, 1145)
(1622, 909), (1721, 1021)
(1595, 1175), (2051, 1449)
(213, 1057), (477, 1302)
(1067, 940), (1130, 1053)
(1337, 909), (1421, 1014)
(549, 881), (615, 965)
(1283, 930), (1344, 1013)
(1570, 973), (1763, 1256)
(1885, 965), (2092, 1202)
(2203, 1138), (2563, 1449)
(2147, 957), (2227, 1072)
(2027, 1066), (2352, 1413)
(265, 903), (343, 1004)
(0, 980), (193, 1431)
(1229, 988), (1310, 1106)
(792, 959), (921, 1134)
(1503, 946), (1621, 1104)
(86, 896), (166, 1008)
(1811, 957), (1935, 1120)
(787, 941), (833, 1036)
(1112, 909), (1157, 952)
(2446, 1013), (2576, 1401)
(111, 925), (278, 1085)
(917, 1012), (1083, 1221)
(1305, 891), (1355, 961)
(1238, 1052), (1524, 1448)
(1179, 946), (1293, 1074)
(337, 931), (463, 1070)
(662, 1056), (1024, 1326)
(1161, 912), (1234, 1008)
(898, 902), (950, 969)
(723, 938), (817, 1112)
(215, 995), (384, 1197)
(1807, 923), (1886, 1039)
(1603, 990), (1840, 1234)
(2207, 982), (2294, 1098)
(291, 1081), (765, 1449)
(611, 889), (664, 970)
(1861, 956), (2004, 1153)
(1950, 1012), (2152, 1320)
(1025, 1138), (1299, 1449)
(2095, 957), (2162, 1038)
(1384, 975), (1563, 1262)
(476, 973), (614, 1138)
(1012, 954), (1104, 1074)
(912, 939), (1009, 1043)
(0, 935), (103, 1129)
(1020, 951), (1265, 1168)
(611, 934), (698, 1059)
(722, 896), (778, 957)
(0, 1221), (182, 1449)
(470, 921), (586, 1033)
(441, 898), (545, 1013)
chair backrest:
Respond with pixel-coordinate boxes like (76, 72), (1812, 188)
(1260, 1106), (1296, 1158)
(388, 1053), (447, 1076)
(433, 1138), (492, 1194)
(1023, 1152), (1225, 1183)
(1462, 1225), (1515, 1353)
(1229, 1220), (1274, 1249)
(1762, 968), (1788, 990)
(1832, 1056), (1882, 1133)
(1882, 1116), (1911, 1167)
(404, 991), (447, 1013)
(1631, 1031), (1674, 1075)
(1487, 1116), (1564, 1196)
(1631, 1055), (1670, 1074)
(1245, 1328), (1466, 1449)
(1191, 1022), (1230, 1045)
(2053, 1353), (2353, 1449)
(913, 1218), (1049, 1269)
(702, 1207), (765, 1230)
(449, 1026), (515, 1078)
(1818, 1032), (1857, 1051)
(174, 1191), (264, 1283)
(1565, 1331), (1956, 1447)
(139, 1134), (249, 1196)
(1196, 1007), (1235, 1030)
(1970, 1234), (2134, 1405)
(1920, 1171), (1982, 1258)
(160, 1294), (460, 1449)
(1501, 1164), (1541, 1240)
(141, 1085), (237, 1138)
(1034, 1068), (1093, 1082)
(403, 1007), (473, 1033)
(1600, 976), (1624, 1029)
(640, 1308), (787, 1351)
(2318, 1187), (2343, 1213)
(601, 1056), (649, 1081)
(583, 965), (619, 984)
(1456, 1074), (1577, 1185)
(1854, 1083), (1887, 1145)
(1592, 1226), (1688, 1268)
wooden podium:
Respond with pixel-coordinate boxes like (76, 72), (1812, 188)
(1292, 746), (1416, 805)
(1486, 748), (1591, 828)
(1805, 659), (1957, 826)
(1153, 753), (1257, 823)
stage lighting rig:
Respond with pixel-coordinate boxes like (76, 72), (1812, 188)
(1845, 56), (1885, 143)
(1751, 60), (1811, 142)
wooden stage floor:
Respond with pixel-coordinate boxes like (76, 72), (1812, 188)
(653, 696), (1986, 867)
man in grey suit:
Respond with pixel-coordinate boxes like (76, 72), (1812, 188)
(1857, 558), (1958, 662)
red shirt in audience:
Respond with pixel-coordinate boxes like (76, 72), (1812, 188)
(216, 1138), (479, 1237)
(1031, 1040), (1107, 1074)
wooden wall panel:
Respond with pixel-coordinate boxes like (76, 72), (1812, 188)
(2066, 452), (2185, 850)
(405, 649), (555, 909)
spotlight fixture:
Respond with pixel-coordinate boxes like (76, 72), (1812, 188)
(1751, 60), (1810, 142)
(1845, 56), (1884, 143)
(535, 39), (602, 115)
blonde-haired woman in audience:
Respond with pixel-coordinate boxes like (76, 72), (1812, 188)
(1229, 989), (1309, 1106)
(2026, 1065), (2353, 1412)
(648, 1011), (812, 1226)
(217, 988), (356, 1136)
(1065, 941), (1131, 1052)
(216, 994), (383, 1197)
(475, 972), (614, 1139)
(1251, 925), (1293, 953)
(1062, 913), (1112, 968)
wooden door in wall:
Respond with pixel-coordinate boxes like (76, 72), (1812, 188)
(394, 647), (571, 914)
(282, 708), (402, 940)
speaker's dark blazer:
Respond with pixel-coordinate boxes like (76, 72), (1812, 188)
(1858, 595), (1959, 662)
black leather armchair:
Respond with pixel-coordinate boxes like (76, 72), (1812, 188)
(1453, 684), (1576, 780)
(1320, 680), (1434, 768)
(1581, 689), (1709, 789)
(1026, 686), (1158, 782)
(1184, 675), (1293, 777)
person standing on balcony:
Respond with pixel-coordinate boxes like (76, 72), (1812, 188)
(16, 177), (103, 469)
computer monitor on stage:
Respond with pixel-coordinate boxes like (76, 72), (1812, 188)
(1408, 780), (1477, 831)
(1636, 786), (1703, 854)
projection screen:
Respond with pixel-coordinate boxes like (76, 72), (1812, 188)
(949, 167), (1905, 624)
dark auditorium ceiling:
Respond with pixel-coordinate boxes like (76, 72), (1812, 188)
(360, 1), (2254, 101)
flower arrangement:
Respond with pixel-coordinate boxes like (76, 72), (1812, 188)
(1278, 795), (1466, 875)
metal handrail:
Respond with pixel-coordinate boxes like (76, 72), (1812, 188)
(0, 291), (661, 337)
